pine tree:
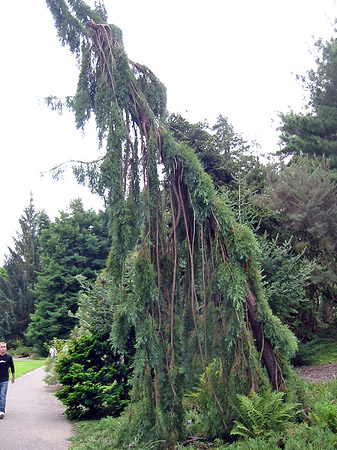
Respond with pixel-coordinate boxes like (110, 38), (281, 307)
(26, 199), (110, 353)
(45, 1), (297, 445)
(260, 156), (337, 330)
(0, 195), (48, 343)
(279, 29), (337, 167)
(0, 267), (14, 342)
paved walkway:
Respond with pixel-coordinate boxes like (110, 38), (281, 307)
(0, 366), (73, 449)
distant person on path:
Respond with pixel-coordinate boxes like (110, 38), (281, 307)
(0, 341), (15, 419)
(49, 345), (57, 361)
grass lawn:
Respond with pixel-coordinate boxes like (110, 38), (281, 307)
(14, 359), (46, 378)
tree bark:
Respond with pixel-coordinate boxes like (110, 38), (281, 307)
(245, 285), (279, 389)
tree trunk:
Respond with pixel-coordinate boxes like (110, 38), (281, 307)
(245, 286), (279, 389)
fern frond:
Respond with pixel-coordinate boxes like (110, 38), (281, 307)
(231, 388), (297, 438)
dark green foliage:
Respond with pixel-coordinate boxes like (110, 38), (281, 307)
(167, 113), (261, 192)
(12, 194), (49, 285)
(0, 258), (31, 342)
(260, 157), (337, 332)
(0, 195), (49, 344)
(276, 30), (337, 335)
(259, 235), (315, 335)
(263, 158), (337, 252)
(56, 333), (130, 420)
(26, 200), (110, 353)
(167, 114), (233, 186)
(0, 267), (14, 343)
(188, 356), (268, 439)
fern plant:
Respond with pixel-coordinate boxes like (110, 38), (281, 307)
(231, 388), (298, 438)
(311, 400), (337, 433)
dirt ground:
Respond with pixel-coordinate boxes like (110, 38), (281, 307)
(298, 362), (337, 383)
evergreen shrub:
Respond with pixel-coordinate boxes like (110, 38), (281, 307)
(55, 334), (130, 420)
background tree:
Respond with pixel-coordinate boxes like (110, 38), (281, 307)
(168, 113), (261, 190)
(26, 199), (110, 353)
(258, 156), (337, 332)
(258, 235), (316, 339)
(0, 267), (14, 342)
(270, 24), (337, 337)
(168, 113), (273, 236)
(279, 29), (337, 168)
(45, 1), (297, 446)
(0, 195), (49, 344)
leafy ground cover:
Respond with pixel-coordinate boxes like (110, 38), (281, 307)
(67, 333), (337, 450)
(293, 329), (337, 366)
(14, 359), (45, 378)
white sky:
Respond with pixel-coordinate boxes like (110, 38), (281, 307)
(0, 0), (336, 263)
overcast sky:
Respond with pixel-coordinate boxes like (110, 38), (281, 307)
(0, 0), (336, 263)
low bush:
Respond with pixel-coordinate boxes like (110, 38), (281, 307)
(11, 339), (33, 358)
(43, 356), (59, 386)
(55, 333), (131, 420)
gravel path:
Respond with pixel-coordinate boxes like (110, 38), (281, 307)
(299, 362), (337, 383)
(0, 366), (73, 449)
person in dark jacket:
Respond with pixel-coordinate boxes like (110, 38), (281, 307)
(0, 342), (15, 419)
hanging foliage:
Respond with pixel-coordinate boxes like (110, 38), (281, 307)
(46, 0), (297, 446)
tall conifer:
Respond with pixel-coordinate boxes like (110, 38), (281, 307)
(45, 1), (297, 445)
(0, 195), (48, 343)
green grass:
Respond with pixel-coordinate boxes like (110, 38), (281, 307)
(293, 329), (337, 366)
(69, 417), (120, 450)
(14, 359), (45, 378)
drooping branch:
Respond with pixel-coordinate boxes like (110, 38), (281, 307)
(87, 20), (116, 90)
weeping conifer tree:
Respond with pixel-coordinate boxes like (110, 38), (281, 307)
(46, 0), (297, 446)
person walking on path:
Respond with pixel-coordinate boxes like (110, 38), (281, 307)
(49, 345), (57, 361)
(1, 366), (73, 449)
(0, 341), (15, 419)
